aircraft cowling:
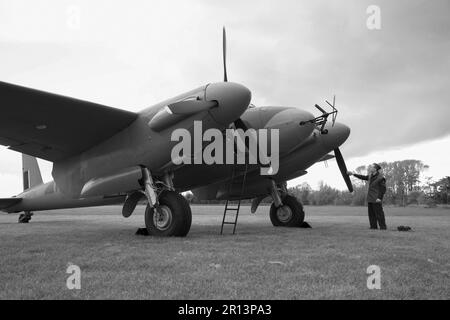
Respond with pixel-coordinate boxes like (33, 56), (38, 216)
(80, 166), (143, 198)
(192, 178), (273, 201)
(205, 82), (252, 125)
(240, 107), (316, 156)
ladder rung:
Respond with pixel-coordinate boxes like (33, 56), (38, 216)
(225, 207), (239, 211)
(221, 162), (249, 235)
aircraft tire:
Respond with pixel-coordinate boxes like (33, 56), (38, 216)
(270, 195), (305, 227)
(145, 190), (192, 237)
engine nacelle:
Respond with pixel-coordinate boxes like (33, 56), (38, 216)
(80, 166), (143, 198)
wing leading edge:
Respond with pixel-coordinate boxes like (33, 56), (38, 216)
(0, 81), (138, 161)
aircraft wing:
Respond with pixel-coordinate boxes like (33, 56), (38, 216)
(0, 81), (138, 161)
(0, 198), (21, 210)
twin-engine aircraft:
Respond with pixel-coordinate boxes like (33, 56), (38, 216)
(0, 29), (353, 236)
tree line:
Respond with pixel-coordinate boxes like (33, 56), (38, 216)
(185, 159), (449, 207)
(290, 160), (449, 207)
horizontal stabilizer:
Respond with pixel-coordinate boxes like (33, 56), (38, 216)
(0, 198), (22, 211)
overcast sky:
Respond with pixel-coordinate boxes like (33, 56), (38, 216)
(0, 0), (449, 195)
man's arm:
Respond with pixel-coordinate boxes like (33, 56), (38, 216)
(352, 174), (369, 181)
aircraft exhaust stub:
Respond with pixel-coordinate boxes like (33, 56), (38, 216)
(149, 100), (219, 132)
(148, 107), (190, 132)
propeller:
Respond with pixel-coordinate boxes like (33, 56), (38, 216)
(162, 27), (240, 117)
(325, 95), (337, 126)
(221, 26), (250, 130)
(334, 147), (353, 193)
(223, 27), (228, 82)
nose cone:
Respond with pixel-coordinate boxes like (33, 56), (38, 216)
(205, 82), (251, 125)
(321, 122), (351, 150)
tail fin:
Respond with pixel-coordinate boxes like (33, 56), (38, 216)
(22, 154), (43, 191)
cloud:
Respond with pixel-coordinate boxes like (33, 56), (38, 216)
(205, 0), (450, 158)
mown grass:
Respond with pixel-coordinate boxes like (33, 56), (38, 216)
(0, 205), (448, 299)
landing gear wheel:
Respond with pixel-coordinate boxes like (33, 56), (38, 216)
(18, 212), (33, 223)
(145, 191), (192, 237)
(270, 195), (305, 227)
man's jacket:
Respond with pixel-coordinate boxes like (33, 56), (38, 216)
(353, 172), (387, 203)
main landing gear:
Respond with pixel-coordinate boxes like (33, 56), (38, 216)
(123, 167), (192, 237)
(145, 190), (191, 237)
(268, 180), (305, 227)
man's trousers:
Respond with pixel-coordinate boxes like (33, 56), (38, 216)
(367, 203), (387, 230)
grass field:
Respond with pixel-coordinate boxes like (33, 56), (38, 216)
(0, 205), (449, 300)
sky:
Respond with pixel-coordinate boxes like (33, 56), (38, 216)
(0, 0), (449, 196)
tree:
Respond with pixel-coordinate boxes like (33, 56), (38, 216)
(351, 185), (367, 206)
(334, 190), (353, 205)
(308, 181), (339, 205)
(374, 160), (428, 206)
(407, 190), (425, 205)
(294, 159), (430, 207)
(434, 176), (450, 205)
(289, 182), (311, 205)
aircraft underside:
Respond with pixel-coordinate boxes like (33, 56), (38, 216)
(2, 117), (350, 236)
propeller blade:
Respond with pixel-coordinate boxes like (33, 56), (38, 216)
(223, 27), (228, 82)
(334, 148), (354, 193)
(168, 100), (218, 115)
(315, 104), (326, 114)
(232, 118), (264, 164)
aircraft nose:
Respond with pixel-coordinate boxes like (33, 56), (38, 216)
(321, 122), (351, 150)
(205, 82), (251, 125)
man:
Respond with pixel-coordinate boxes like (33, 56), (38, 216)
(348, 163), (387, 230)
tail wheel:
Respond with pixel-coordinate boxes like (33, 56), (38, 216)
(270, 195), (305, 227)
(145, 191), (192, 237)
